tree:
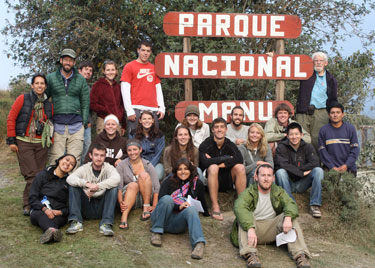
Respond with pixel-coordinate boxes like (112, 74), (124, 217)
(2, 0), (375, 135)
(8, 74), (30, 99)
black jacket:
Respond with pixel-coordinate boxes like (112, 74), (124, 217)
(275, 139), (320, 181)
(296, 70), (338, 114)
(29, 167), (69, 215)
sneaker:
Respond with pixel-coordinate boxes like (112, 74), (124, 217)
(66, 221), (83, 234)
(245, 252), (261, 268)
(23, 208), (31, 216)
(40, 227), (54, 244)
(150, 232), (162, 247)
(99, 224), (114, 236)
(295, 254), (310, 268)
(191, 242), (205, 259)
(53, 229), (63, 242)
(310, 205), (322, 218)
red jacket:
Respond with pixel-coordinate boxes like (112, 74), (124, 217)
(90, 77), (125, 128)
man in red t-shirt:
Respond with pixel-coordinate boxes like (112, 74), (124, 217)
(120, 40), (165, 135)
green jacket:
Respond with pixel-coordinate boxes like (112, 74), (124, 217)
(230, 183), (298, 247)
(46, 67), (89, 124)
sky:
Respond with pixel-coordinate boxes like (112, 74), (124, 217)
(0, 1), (374, 114)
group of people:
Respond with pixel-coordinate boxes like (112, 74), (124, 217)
(6, 42), (360, 268)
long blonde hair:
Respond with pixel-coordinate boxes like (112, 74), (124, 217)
(246, 123), (268, 158)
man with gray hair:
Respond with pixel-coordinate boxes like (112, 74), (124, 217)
(295, 52), (338, 151)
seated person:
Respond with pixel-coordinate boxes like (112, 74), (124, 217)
(265, 103), (311, 156)
(66, 143), (120, 236)
(150, 158), (209, 260)
(230, 164), (311, 268)
(177, 105), (210, 148)
(163, 125), (205, 184)
(29, 154), (77, 244)
(116, 139), (160, 228)
(226, 106), (249, 145)
(130, 110), (165, 181)
(238, 123), (273, 185)
(199, 117), (246, 221)
(318, 102), (360, 176)
(84, 114), (127, 167)
(275, 122), (324, 218)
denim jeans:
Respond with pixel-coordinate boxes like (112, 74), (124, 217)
(246, 169), (256, 187)
(81, 127), (91, 165)
(275, 167), (324, 206)
(151, 195), (206, 248)
(68, 186), (117, 226)
(155, 163), (165, 182)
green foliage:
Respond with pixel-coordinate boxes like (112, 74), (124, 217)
(8, 74), (30, 99)
(0, 91), (13, 141)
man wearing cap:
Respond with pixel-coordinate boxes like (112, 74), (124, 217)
(46, 49), (90, 168)
(120, 40), (165, 135)
(226, 106), (249, 145)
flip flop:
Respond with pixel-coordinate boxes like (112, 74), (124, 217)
(211, 211), (224, 221)
(140, 211), (151, 221)
(119, 222), (129, 230)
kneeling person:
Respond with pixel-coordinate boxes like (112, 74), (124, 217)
(231, 164), (311, 268)
(66, 143), (120, 236)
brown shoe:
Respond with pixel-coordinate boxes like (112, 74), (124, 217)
(310, 205), (321, 218)
(151, 232), (162, 247)
(191, 242), (205, 259)
(295, 254), (310, 268)
(52, 229), (63, 242)
(40, 228), (54, 244)
(245, 252), (261, 268)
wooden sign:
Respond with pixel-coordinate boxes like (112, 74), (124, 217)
(156, 53), (313, 80)
(163, 12), (302, 39)
(175, 100), (294, 123)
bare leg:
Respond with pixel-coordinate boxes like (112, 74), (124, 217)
(120, 182), (139, 227)
(138, 171), (152, 220)
(207, 164), (223, 220)
(232, 164), (246, 195)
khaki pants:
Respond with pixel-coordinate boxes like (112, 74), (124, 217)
(296, 109), (329, 152)
(49, 125), (84, 170)
(238, 213), (310, 260)
(96, 117), (105, 134)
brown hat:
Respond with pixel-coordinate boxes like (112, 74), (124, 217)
(185, 105), (200, 117)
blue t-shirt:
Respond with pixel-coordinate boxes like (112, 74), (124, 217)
(310, 71), (328, 108)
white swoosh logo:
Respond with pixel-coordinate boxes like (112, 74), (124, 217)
(137, 72), (154, 79)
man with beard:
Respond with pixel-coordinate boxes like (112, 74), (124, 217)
(231, 164), (311, 268)
(226, 106), (249, 145)
(46, 49), (90, 168)
(295, 52), (338, 151)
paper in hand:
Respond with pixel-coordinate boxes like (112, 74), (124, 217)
(276, 228), (297, 247)
(187, 195), (204, 213)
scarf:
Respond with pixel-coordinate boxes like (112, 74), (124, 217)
(171, 176), (198, 205)
(29, 93), (52, 147)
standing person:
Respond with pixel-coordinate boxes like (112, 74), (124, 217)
(84, 114), (127, 167)
(150, 158), (209, 260)
(199, 117), (246, 221)
(121, 40), (165, 134)
(318, 102), (360, 176)
(130, 111), (165, 182)
(163, 125), (205, 184)
(78, 60), (94, 166)
(178, 104), (210, 148)
(46, 48), (90, 167)
(226, 106), (249, 145)
(275, 122), (324, 218)
(90, 60), (126, 135)
(116, 139), (160, 228)
(230, 164), (311, 268)
(66, 143), (120, 236)
(29, 154), (77, 244)
(238, 123), (273, 185)
(295, 52), (338, 151)
(7, 73), (53, 216)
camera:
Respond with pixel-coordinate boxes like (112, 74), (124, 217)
(35, 121), (44, 136)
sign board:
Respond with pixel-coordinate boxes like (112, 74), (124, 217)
(156, 53), (313, 80)
(163, 12), (302, 39)
(175, 100), (294, 123)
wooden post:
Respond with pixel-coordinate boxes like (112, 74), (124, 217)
(275, 39), (285, 100)
(183, 37), (193, 101)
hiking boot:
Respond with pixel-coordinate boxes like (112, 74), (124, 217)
(40, 227), (54, 244)
(150, 232), (162, 247)
(191, 242), (205, 259)
(66, 221), (83, 234)
(310, 205), (321, 218)
(295, 253), (310, 268)
(52, 229), (63, 242)
(99, 224), (114, 236)
(245, 252), (261, 268)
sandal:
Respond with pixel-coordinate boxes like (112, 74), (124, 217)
(140, 211), (151, 221)
(119, 222), (129, 230)
(211, 211), (224, 221)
